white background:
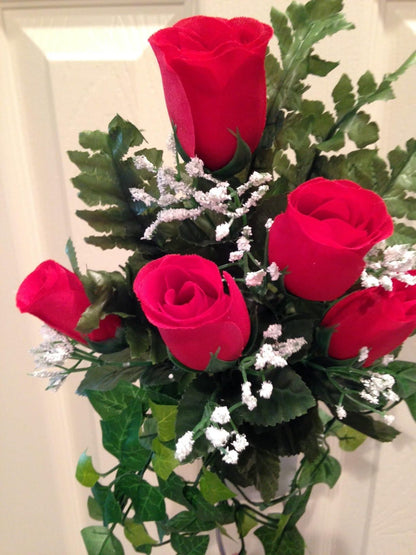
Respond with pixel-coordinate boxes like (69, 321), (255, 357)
(1, 0), (415, 553)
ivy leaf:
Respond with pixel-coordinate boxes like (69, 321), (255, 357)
(149, 401), (178, 442)
(170, 533), (210, 555)
(255, 521), (305, 555)
(81, 526), (124, 555)
(101, 398), (150, 471)
(236, 506), (258, 538)
(199, 470), (236, 504)
(297, 452), (341, 489)
(377, 360), (416, 398)
(124, 520), (157, 549)
(87, 496), (103, 521)
(152, 438), (179, 480)
(157, 473), (192, 509)
(75, 450), (100, 487)
(330, 423), (367, 452)
(87, 380), (147, 421)
(163, 511), (216, 534)
(117, 476), (166, 522)
(175, 373), (216, 440)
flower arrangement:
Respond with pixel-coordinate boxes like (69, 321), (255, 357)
(16, 1), (416, 554)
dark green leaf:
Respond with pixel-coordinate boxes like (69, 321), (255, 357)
(101, 398), (150, 471)
(87, 380), (147, 421)
(170, 533), (209, 555)
(357, 71), (377, 97)
(255, 521), (305, 555)
(405, 392), (416, 421)
(108, 114), (145, 160)
(65, 237), (80, 277)
(76, 362), (144, 395)
(163, 511), (216, 534)
(175, 373), (216, 439)
(308, 55), (338, 77)
(78, 130), (111, 153)
(81, 526), (124, 555)
(87, 496), (103, 521)
(347, 111), (379, 148)
(157, 473), (192, 509)
(235, 367), (316, 427)
(342, 412), (400, 442)
(332, 74), (355, 117)
(118, 476), (166, 522)
(211, 131), (252, 178)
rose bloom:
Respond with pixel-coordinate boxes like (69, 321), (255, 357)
(268, 178), (393, 301)
(133, 254), (250, 370)
(322, 277), (416, 366)
(16, 260), (121, 344)
(149, 16), (273, 170)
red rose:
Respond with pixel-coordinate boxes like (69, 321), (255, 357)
(133, 254), (250, 371)
(268, 178), (393, 301)
(16, 260), (121, 344)
(322, 278), (416, 366)
(149, 16), (273, 170)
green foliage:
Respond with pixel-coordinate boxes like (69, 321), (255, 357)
(81, 526), (124, 555)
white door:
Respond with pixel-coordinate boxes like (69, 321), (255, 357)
(1, 1), (415, 554)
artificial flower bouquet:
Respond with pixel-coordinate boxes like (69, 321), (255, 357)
(16, 1), (416, 554)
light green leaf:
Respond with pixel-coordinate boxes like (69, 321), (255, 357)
(149, 401), (178, 442)
(405, 392), (416, 421)
(163, 511), (216, 534)
(199, 470), (236, 504)
(81, 526), (124, 555)
(152, 438), (179, 480)
(124, 520), (157, 548)
(75, 450), (100, 487)
(87, 496), (103, 521)
(87, 380), (147, 421)
(236, 507), (258, 538)
(332, 423), (367, 451)
(332, 73), (355, 117)
(270, 7), (292, 58)
(357, 70), (377, 97)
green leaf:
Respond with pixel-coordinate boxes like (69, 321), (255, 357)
(347, 111), (379, 148)
(331, 423), (367, 451)
(65, 237), (81, 277)
(87, 380), (147, 421)
(76, 207), (142, 237)
(298, 452), (341, 489)
(108, 114), (145, 160)
(199, 470), (236, 504)
(343, 412), (400, 442)
(81, 526), (124, 555)
(124, 520), (157, 549)
(211, 131), (252, 178)
(163, 511), (216, 534)
(88, 496), (103, 521)
(151, 438), (179, 480)
(405, 392), (416, 421)
(255, 521), (305, 555)
(170, 533), (209, 555)
(175, 373), (216, 439)
(357, 71), (377, 97)
(78, 130), (111, 153)
(270, 7), (292, 58)
(236, 507), (258, 538)
(75, 450), (100, 487)
(149, 401), (178, 442)
(308, 54), (338, 77)
(316, 129), (345, 152)
(76, 362), (144, 396)
(332, 73), (355, 117)
(381, 360), (416, 398)
(235, 367), (316, 427)
(91, 482), (123, 527)
(305, 0), (343, 19)
(118, 477), (166, 522)
(101, 398), (151, 471)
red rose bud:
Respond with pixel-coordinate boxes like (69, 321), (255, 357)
(322, 278), (416, 366)
(149, 16), (273, 171)
(16, 260), (121, 344)
(133, 254), (250, 371)
(268, 178), (394, 301)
